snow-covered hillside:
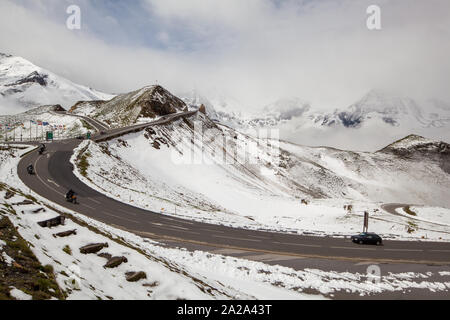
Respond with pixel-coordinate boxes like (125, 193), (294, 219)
(0, 53), (114, 114)
(71, 113), (450, 240)
(70, 85), (188, 128)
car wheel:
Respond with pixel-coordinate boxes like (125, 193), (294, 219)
(359, 240), (363, 244)
(376, 241), (381, 246)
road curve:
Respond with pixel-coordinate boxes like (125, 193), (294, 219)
(16, 113), (450, 266)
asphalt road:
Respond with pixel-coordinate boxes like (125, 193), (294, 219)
(15, 112), (450, 268)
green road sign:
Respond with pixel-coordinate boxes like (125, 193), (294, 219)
(87, 132), (91, 139)
(46, 131), (54, 141)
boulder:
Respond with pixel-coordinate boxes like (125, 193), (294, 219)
(104, 256), (128, 269)
(5, 191), (14, 200)
(53, 229), (77, 238)
(37, 216), (65, 228)
(79, 243), (109, 254)
(125, 271), (147, 282)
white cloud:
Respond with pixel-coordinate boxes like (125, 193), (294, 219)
(0, 0), (449, 110)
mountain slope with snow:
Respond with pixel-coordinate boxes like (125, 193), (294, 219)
(70, 85), (188, 128)
(182, 89), (450, 151)
(0, 53), (114, 114)
(319, 90), (450, 129)
(71, 111), (450, 239)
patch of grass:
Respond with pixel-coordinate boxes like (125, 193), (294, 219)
(407, 221), (418, 234)
(62, 245), (72, 256)
(40, 264), (54, 274)
(78, 151), (91, 177)
(0, 216), (64, 300)
(80, 119), (94, 131)
(403, 206), (417, 216)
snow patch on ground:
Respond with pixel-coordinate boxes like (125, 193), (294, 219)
(9, 287), (33, 300)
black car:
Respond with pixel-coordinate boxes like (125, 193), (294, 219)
(351, 232), (383, 245)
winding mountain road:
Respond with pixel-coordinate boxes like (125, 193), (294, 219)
(16, 112), (450, 267)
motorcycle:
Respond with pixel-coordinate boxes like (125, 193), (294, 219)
(65, 191), (78, 204)
(38, 144), (46, 155)
(27, 165), (34, 175)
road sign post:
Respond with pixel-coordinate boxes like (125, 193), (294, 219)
(363, 211), (369, 233)
(46, 131), (54, 141)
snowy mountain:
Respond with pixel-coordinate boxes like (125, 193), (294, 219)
(0, 52), (114, 114)
(69, 85), (188, 128)
(180, 91), (312, 129)
(317, 90), (450, 129)
(182, 89), (450, 151)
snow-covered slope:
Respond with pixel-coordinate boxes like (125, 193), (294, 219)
(72, 112), (450, 239)
(0, 53), (114, 114)
(70, 85), (188, 128)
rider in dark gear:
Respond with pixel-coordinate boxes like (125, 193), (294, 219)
(66, 189), (77, 203)
(39, 144), (46, 155)
(66, 189), (74, 199)
(27, 164), (34, 174)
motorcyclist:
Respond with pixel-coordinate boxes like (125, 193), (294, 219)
(38, 143), (46, 155)
(66, 189), (77, 203)
(27, 164), (34, 175)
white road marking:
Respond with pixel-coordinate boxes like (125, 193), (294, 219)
(384, 248), (423, 252)
(82, 203), (96, 210)
(102, 211), (139, 224)
(150, 223), (201, 235)
(167, 225), (190, 231)
(248, 234), (270, 240)
(212, 235), (261, 242)
(202, 228), (225, 234)
(47, 179), (60, 187)
(212, 248), (247, 255)
(174, 219), (195, 225)
(238, 254), (301, 262)
(33, 157), (64, 197)
(115, 207), (137, 216)
(149, 222), (164, 227)
(89, 198), (101, 204)
(274, 241), (322, 248)
(430, 249), (450, 253)
(331, 246), (376, 251)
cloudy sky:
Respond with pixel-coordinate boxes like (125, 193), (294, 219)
(1, 0), (449, 109)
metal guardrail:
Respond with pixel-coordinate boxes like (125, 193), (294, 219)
(1, 111), (197, 144)
(94, 111), (197, 143)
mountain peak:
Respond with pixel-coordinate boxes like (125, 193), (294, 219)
(379, 134), (450, 158)
(0, 53), (114, 111)
(0, 52), (12, 59)
(70, 84), (188, 127)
